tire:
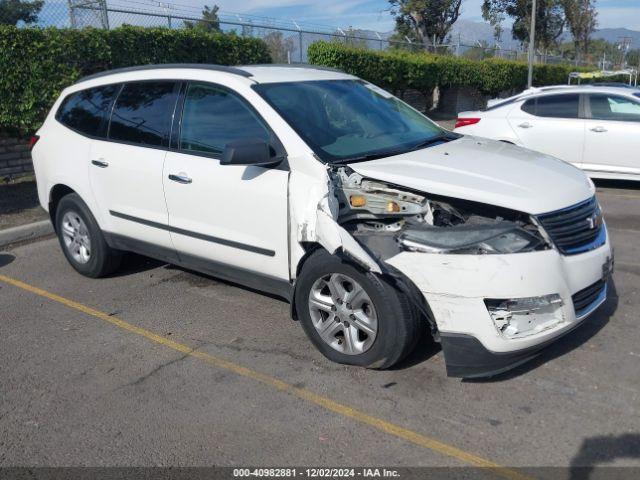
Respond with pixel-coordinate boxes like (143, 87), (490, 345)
(295, 249), (420, 369)
(55, 193), (122, 278)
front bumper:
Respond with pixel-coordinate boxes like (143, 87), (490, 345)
(387, 228), (613, 378)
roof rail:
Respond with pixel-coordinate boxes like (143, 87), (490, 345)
(239, 63), (345, 74)
(76, 63), (253, 84)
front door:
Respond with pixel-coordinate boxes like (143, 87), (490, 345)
(162, 82), (290, 281)
(583, 93), (640, 177)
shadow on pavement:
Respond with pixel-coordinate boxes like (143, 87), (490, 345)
(0, 253), (15, 268)
(569, 433), (640, 479)
(594, 179), (640, 191)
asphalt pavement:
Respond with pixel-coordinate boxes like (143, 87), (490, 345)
(1, 181), (639, 475)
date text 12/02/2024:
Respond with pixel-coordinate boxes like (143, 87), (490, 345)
(232, 468), (400, 477)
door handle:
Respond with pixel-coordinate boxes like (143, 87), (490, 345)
(517, 122), (533, 129)
(168, 173), (192, 184)
(91, 159), (109, 168)
(590, 126), (608, 133)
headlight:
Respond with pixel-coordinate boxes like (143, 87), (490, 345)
(398, 221), (546, 254)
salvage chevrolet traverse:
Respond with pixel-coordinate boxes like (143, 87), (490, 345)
(31, 64), (613, 377)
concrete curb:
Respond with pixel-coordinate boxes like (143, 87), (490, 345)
(0, 220), (54, 248)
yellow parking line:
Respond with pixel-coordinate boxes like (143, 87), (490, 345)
(0, 273), (531, 480)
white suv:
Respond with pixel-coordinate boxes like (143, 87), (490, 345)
(31, 64), (613, 377)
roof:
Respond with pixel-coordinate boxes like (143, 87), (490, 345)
(239, 64), (355, 83)
(75, 63), (354, 85)
(487, 84), (639, 110)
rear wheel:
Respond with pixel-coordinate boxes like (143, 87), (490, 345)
(55, 193), (122, 278)
(295, 249), (420, 369)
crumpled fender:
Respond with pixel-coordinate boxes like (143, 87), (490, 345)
(289, 168), (381, 276)
(316, 210), (382, 273)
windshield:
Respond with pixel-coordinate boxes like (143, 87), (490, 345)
(254, 80), (448, 163)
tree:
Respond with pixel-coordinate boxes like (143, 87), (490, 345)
(184, 4), (221, 33)
(0, 0), (43, 25)
(389, 0), (463, 47)
(262, 31), (294, 64)
(562, 0), (597, 64)
(482, 0), (565, 52)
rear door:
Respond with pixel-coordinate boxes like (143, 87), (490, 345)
(162, 81), (290, 280)
(89, 81), (180, 256)
(583, 92), (640, 177)
(507, 93), (585, 167)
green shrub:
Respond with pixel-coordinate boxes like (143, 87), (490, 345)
(0, 26), (271, 136)
(308, 41), (586, 100)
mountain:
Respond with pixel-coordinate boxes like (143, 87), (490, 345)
(590, 28), (640, 47)
(448, 21), (640, 50)
(448, 19), (522, 49)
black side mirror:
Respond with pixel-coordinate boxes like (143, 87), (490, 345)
(220, 138), (281, 167)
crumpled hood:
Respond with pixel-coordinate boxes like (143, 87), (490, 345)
(349, 136), (595, 215)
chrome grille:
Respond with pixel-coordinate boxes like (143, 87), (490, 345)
(536, 197), (605, 255)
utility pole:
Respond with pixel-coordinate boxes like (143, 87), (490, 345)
(527, 0), (537, 88)
(617, 36), (632, 69)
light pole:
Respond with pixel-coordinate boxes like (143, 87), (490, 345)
(527, 0), (537, 88)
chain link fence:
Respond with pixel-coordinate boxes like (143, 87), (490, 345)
(5, 0), (590, 66)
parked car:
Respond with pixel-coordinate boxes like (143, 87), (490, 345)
(31, 64), (613, 378)
(455, 86), (640, 181)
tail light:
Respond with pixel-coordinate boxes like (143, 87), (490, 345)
(454, 118), (481, 128)
(28, 135), (40, 151)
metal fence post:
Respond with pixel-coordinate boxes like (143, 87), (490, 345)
(293, 20), (303, 63)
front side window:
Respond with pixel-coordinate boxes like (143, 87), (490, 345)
(179, 83), (270, 156)
(521, 94), (580, 119)
(109, 81), (177, 147)
(589, 94), (640, 122)
(56, 85), (120, 137)
(255, 80), (446, 163)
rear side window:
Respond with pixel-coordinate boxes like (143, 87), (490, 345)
(179, 83), (270, 156)
(588, 94), (640, 122)
(521, 94), (580, 119)
(109, 81), (177, 147)
(521, 98), (536, 115)
(56, 85), (120, 137)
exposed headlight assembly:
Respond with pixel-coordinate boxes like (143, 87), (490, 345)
(333, 167), (550, 256)
(398, 221), (546, 255)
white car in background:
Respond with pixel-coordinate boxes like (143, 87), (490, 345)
(454, 86), (640, 181)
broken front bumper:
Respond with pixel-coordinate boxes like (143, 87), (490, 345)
(386, 231), (613, 378)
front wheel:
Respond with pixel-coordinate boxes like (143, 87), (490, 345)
(55, 193), (122, 278)
(295, 250), (421, 369)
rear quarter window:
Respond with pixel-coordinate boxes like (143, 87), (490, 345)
(56, 85), (120, 137)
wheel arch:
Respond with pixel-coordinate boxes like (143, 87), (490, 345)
(48, 184), (76, 231)
(290, 243), (439, 342)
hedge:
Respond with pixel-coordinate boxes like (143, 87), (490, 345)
(308, 41), (586, 99)
(0, 26), (271, 136)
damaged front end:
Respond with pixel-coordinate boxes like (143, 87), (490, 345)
(322, 166), (554, 373)
(330, 166), (549, 262)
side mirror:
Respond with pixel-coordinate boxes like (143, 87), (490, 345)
(220, 138), (281, 167)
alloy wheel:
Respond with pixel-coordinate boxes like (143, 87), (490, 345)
(308, 273), (378, 355)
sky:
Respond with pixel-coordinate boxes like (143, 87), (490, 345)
(201, 0), (640, 33)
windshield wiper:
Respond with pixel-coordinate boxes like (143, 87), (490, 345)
(331, 132), (461, 165)
(331, 149), (407, 165)
(407, 132), (460, 152)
